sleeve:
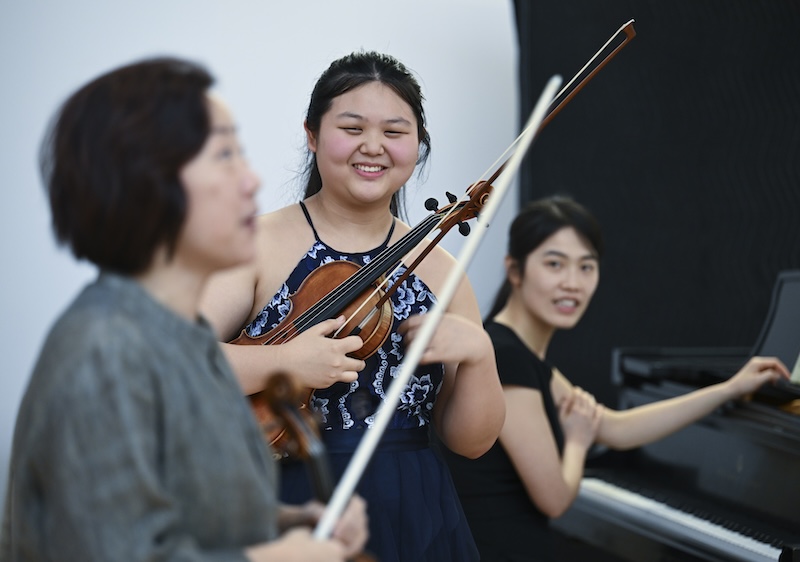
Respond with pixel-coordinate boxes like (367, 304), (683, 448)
(492, 336), (549, 391)
(26, 329), (250, 562)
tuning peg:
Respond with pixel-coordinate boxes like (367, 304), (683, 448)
(424, 198), (439, 211)
(458, 222), (471, 236)
(446, 192), (458, 203)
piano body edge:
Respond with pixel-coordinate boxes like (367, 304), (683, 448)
(551, 346), (800, 562)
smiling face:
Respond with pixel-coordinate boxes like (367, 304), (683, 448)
(511, 226), (600, 332)
(175, 94), (260, 275)
(305, 81), (420, 208)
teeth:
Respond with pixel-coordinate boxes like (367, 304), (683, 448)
(355, 164), (383, 173)
(555, 299), (578, 307)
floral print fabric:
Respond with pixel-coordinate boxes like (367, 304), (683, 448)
(244, 240), (444, 431)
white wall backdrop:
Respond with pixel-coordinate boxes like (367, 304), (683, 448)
(0, 0), (521, 506)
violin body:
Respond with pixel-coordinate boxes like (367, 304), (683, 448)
(232, 260), (394, 454)
(230, 260), (393, 360)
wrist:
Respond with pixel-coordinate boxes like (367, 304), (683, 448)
(466, 328), (493, 365)
(716, 378), (740, 402)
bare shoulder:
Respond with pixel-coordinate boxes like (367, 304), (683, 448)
(395, 224), (479, 321)
(416, 243), (460, 289)
(251, 204), (316, 308)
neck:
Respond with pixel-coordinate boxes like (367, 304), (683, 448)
(492, 296), (554, 360)
(135, 251), (207, 321)
(305, 192), (395, 249)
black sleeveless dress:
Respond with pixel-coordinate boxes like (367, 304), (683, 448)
(442, 321), (565, 561)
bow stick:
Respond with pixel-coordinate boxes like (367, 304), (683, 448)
(313, 74), (564, 540)
(330, 18), (637, 338)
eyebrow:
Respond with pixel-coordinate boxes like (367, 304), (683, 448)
(542, 249), (599, 261)
(335, 111), (413, 126)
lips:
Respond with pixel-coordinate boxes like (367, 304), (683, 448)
(242, 208), (258, 228)
(353, 163), (386, 173)
(554, 298), (579, 312)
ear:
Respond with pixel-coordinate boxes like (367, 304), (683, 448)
(505, 256), (523, 288)
(304, 120), (317, 153)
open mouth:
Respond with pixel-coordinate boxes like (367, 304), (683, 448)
(354, 164), (386, 173)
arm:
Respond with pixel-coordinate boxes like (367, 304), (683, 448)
(400, 275), (505, 459)
(597, 355), (789, 450)
(501, 376), (601, 518)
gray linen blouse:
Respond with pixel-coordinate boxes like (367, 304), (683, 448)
(1, 273), (279, 561)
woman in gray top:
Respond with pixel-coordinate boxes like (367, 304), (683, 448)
(1, 57), (367, 561)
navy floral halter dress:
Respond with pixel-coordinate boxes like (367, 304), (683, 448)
(242, 202), (478, 562)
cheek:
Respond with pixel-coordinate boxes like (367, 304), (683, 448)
(390, 139), (421, 167)
(586, 277), (600, 300)
(521, 278), (551, 313)
(186, 183), (235, 236)
(317, 134), (356, 164)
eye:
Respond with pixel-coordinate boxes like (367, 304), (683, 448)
(581, 262), (597, 273)
(216, 147), (235, 160)
(545, 259), (563, 270)
(341, 127), (362, 134)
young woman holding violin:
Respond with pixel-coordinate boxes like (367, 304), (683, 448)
(2, 56), (367, 562)
(441, 195), (791, 562)
(201, 50), (505, 561)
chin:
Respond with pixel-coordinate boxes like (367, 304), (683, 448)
(214, 251), (253, 272)
(552, 315), (583, 331)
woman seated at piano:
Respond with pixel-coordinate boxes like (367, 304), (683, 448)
(440, 194), (790, 562)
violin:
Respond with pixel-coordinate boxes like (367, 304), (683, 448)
(233, 180), (493, 455)
(259, 372), (375, 561)
(236, 19), (637, 458)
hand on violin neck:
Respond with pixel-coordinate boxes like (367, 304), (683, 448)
(278, 316), (365, 388)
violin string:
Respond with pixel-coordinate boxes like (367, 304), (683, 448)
(321, 193), (479, 340)
(301, 216), (439, 331)
(330, 261), (404, 339)
(333, 218), (459, 338)
(264, 213), (442, 343)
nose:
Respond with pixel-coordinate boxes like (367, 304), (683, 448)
(359, 131), (385, 156)
(241, 164), (261, 196)
(560, 266), (580, 290)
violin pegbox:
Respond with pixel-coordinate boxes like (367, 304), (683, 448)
(426, 181), (493, 237)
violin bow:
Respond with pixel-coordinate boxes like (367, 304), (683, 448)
(313, 74), (564, 540)
(332, 18), (637, 337)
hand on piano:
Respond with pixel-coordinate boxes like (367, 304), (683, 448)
(726, 356), (791, 399)
(558, 386), (603, 448)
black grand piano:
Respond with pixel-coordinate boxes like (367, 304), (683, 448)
(551, 271), (800, 562)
